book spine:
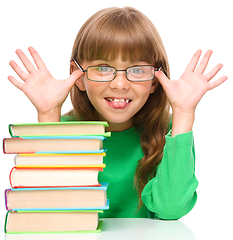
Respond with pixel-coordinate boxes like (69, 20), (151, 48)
(8, 124), (14, 138)
(2, 138), (7, 154)
(4, 189), (12, 211)
(4, 211), (10, 233)
(9, 167), (15, 188)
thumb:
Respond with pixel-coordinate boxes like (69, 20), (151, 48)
(66, 70), (84, 87)
(154, 69), (169, 89)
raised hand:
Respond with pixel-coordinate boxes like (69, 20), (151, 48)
(155, 50), (228, 136)
(8, 47), (83, 122)
(155, 49), (227, 113)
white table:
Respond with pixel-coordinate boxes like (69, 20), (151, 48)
(2, 218), (195, 240)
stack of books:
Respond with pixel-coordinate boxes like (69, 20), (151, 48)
(3, 121), (110, 234)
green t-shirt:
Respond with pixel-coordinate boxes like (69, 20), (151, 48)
(61, 115), (198, 220)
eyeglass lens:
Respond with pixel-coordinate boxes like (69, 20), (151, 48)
(87, 66), (155, 81)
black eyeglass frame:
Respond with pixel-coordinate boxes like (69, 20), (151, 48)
(72, 58), (161, 82)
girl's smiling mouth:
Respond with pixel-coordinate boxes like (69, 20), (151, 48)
(105, 97), (132, 109)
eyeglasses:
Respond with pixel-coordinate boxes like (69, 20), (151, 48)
(72, 58), (161, 82)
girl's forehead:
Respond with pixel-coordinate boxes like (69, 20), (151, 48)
(84, 57), (152, 66)
(86, 50), (154, 64)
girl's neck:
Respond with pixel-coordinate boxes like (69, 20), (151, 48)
(105, 120), (133, 132)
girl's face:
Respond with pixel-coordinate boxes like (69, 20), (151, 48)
(72, 57), (157, 131)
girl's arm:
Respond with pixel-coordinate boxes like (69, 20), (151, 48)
(8, 47), (84, 122)
(141, 130), (197, 220)
(141, 51), (227, 219)
(154, 50), (227, 136)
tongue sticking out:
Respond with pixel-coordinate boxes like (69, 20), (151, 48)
(111, 101), (127, 109)
(106, 98), (131, 109)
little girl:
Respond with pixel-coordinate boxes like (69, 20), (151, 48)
(8, 7), (227, 219)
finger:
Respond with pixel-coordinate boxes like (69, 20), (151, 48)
(185, 49), (202, 73)
(15, 49), (36, 74)
(66, 70), (84, 88)
(9, 60), (28, 81)
(204, 63), (223, 82)
(209, 76), (228, 90)
(154, 69), (169, 89)
(8, 75), (24, 90)
(28, 46), (47, 70)
(195, 50), (213, 74)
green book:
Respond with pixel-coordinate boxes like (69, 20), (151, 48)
(9, 121), (111, 137)
(5, 210), (104, 234)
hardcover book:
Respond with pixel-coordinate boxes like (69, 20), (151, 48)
(5, 183), (109, 210)
(9, 121), (110, 137)
(3, 136), (106, 154)
(5, 210), (104, 233)
(14, 153), (106, 167)
(9, 167), (104, 188)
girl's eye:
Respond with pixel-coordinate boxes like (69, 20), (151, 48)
(96, 66), (113, 73)
(129, 67), (144, 74)
(128, 67), (144, 74)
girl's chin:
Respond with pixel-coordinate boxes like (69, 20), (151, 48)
(98, 115), (133, 131)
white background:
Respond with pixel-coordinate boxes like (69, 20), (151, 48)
(0, 0), (232, 239)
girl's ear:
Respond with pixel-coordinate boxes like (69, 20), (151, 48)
(70, 62), (86, 91)
(150, 79), (159, 94)
(75, 77), (86, 91)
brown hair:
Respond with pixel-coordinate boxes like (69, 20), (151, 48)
(69, 7), (171, 208)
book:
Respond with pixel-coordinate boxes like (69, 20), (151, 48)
(3, 121), (110, 234)
(5, 210), (103, 233)
(9, 167), (104, 188)
(9, 121), (110, 137)
(3, 136), (106, 154)
(5, 183), (109, 210)
(14, 153), (105, 167)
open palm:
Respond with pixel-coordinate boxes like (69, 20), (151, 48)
(8, 47), (83, 117)
(155, 50), (228, 114)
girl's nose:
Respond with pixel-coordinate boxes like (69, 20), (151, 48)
(109, 72), (130, 91)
